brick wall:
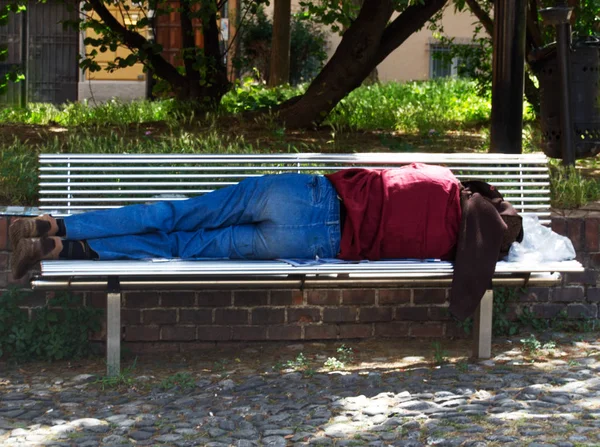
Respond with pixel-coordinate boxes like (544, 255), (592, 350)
(1, 214), (597, 352)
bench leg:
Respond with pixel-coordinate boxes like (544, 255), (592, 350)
(473, 289), (493, 359)
(106, 292), (121, 377)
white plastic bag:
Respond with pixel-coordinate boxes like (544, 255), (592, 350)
(506, 215), (576, 263)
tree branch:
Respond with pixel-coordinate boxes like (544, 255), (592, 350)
(87, 0), (185, 86)
(465, 0), (493, 36)
(375, 0), (448, 65)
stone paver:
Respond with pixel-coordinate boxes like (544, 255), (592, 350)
(1, 335), (600, 446)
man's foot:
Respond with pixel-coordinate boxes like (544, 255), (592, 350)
(9, 215), (58, 248)
(11, 237), (62, 280)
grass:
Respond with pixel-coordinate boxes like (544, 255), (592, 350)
(1, 78), (598, 208)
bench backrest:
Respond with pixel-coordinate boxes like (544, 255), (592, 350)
(38, 153), (552, 223)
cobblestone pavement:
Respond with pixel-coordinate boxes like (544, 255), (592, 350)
(1, 334), (600, 447)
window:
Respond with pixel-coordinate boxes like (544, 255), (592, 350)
(429, 44), (467, 79)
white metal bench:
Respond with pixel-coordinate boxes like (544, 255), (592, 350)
(30, 152), (583, 376)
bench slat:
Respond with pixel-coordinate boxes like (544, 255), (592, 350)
(38, 259), (584, 277)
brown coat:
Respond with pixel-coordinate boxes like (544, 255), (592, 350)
(448, 181), (524, 320)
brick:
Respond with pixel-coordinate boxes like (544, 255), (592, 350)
(16, 291), (47, 307)
(125, 326), (159, 341)
(197, 326), (231, 341)
(161, 326), (196, 341)
(551, 217), (567, 236)
(122, 309), (141, 324)
(585, 218), (600, 252)
(288, 308), (321, 323)
(125, 292), (159, 308)
(272, 290), (303, 306)
(160, 292), (195, 307)
(342, 290), (375, 305)
(551, 287), (585, 302)
(379, 289), (411, 305)
(252, 308), (285, 325)
(124, 342), (179, 354)
(0, 217), (7, 250)
(214, 308), (249, 325)
(358, 307), (392, 323)
(567, 303), (597, 319)
(410, 322), (444, 337)
(90, 292), (108, 309)
(564, 270), (598, 286)
(414, 289), (447, 305)
(589, 253), (600, 269)
(531, 303), (565, 319)
(307, 290), (340, 305)
(339, 324), (371, 338)
(374, 322), (410, 337)
(196, 291), (232, 307)
(180, 309), (212, 324)
(587, 287), (600, 302)
(428, 307), (451, 321)
(232, 326), (267, 341)
(567, 219), (584, 251)
(234, 291), (268, 306)
(395, 307), (429, 321)
(305, 324), (338, 339)
(180, 342), (217, 351)
(323, 307), (356, 323)
(518, 288), (550, 303)
(143, 309), (177, 324)
(268, 325), (302, 340)
(0, 252), (8, 271)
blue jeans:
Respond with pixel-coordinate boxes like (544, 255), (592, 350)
(63, 174), (341, 260)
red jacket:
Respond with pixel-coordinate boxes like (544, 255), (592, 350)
(326, 163), (462, 260)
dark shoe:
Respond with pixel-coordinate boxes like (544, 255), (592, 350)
(11, 237), (59, 280)
(9, 216), (52, 249)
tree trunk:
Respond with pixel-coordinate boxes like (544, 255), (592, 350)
(180, 0), (200, 85)
(268, 0), (291, 86)
(278, 0), (447, 129)
(178, 1), (229, 103)
(226, 0), (241, 82)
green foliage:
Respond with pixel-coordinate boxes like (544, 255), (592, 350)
(0, 288), (102, 362)
(431, 341), (449, 365)
(274, 352), (310, 371)
(328, 79), (491, 132)
(0, 0), (26, 96)
(94, 358), (138, 390)
(520, 334), (556, 354)
(323, 345), (354, 370)
(221, 79), (304, 113)
(0, 99), (194, 126)
(492, 287), (523, 336)
(0, 140), (39, 204)
(549, 163), (600, 209)
(237, 8), (328, 85)
(159, 372), (195, 390)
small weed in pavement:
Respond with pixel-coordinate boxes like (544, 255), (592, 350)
(432, 342), (449, 365)
(94, 358), (138, 390)
(159, 371), (195, 390)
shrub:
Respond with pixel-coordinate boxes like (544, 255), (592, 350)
(237, 7), (328, 85)
(0, 288), (102, 362)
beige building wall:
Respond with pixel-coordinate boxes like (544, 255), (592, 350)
(269, 3), (479, 82)
(326, 7), (479, 81)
